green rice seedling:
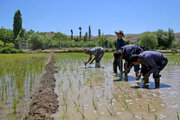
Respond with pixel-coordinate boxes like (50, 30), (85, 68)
(90, 82), (93, 90)
(92, 96), (100, 115)
(13, 96), (17, 113)
(79, 80), (82, 90)
(72, 99), (80, 112)
(148, 104), (151, 113)
(177, 112), (180, 120)
(136, 90), (142, 98)
(154, 113), (158, 120)
(69, 79), (72, 89)
(112, 92), (120, 102)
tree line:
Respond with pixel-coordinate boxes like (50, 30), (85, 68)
(0, 9), (179, 53)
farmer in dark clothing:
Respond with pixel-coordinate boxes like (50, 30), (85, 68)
(130, 51), (168, 88)
(116, 45), (144, 78)
(84, 47), (105, 68)
(113, 30), (125, 75)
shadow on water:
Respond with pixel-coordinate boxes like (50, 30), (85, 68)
(131, 82), (171, 90)
(113, 74), (171, 89)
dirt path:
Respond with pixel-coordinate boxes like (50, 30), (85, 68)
(24, 53), (58, 120)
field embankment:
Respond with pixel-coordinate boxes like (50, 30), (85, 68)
(24, 53), (58, 120)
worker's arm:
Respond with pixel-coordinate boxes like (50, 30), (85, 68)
(85, 56), (92, 66)
(124, 60), (133, 73)
(90, 55), (98, 64)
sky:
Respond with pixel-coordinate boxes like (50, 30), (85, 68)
(0, 0), (180, 36)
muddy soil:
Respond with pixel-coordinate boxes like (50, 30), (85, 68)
(24, 53), (58, 120)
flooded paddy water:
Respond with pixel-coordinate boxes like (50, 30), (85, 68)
(0, 54), (49, 120)
(53, 53), (180, 120)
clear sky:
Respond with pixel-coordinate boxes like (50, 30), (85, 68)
(0, 0), (180, 36)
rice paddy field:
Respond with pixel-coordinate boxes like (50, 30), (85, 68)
(52, 53), (180, 120)
(0, 53), (180, 120)
(0, 54), (49, 120)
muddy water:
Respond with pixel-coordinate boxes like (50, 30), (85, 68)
(0, 74), (42, 120)
(53, 53), (180, 120)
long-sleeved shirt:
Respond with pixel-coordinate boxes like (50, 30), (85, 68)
(115, 38), (125, 50)
(139, 51), (167, 75)
(122, 44), (144, 61)
(90, 47), (104, 56)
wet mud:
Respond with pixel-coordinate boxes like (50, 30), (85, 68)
(24, 53), (58, 120)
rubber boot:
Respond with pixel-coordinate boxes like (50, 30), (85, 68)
(155, 78), (160, 88)
(95, 63), (100, 68)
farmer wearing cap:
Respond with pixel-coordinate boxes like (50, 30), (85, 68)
(113, 30), (125, 75)
(84, 47), (105, 68)
(115, 44), (144, 79)
(130, 51), (168, 88)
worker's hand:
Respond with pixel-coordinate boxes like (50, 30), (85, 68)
(90, 60), (93, 64)
(136, 72), (141, 80)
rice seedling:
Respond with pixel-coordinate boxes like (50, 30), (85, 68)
(148, 103), (151, 113)
(0, 53), (48, 117)
(177, 112), (180, 120)
(92, 93), (100, 115)
(154, 113), (158, 120)
(136, 90), (142, 98)
(112, 92), (120, 102)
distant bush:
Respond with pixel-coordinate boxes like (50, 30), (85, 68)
(0, 47), (23, 53)
(138, 32), (158, 50)
(29, 33), (44, 50)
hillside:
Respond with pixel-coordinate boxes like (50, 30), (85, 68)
(45, 32), (180, 42)
(105, 33), (180, 42)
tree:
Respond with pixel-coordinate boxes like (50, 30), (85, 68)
(89, 25), (91, 40)
(98, 29), (101, 38)
(52, 32), (68, 48)
(29, 33), (44, 50)
(27, 29), (35, 34)
(70, 29), (73, 39)
(138, 32), (158, 50)
(79, 27), (82, 39)
(156, 28), (175, 49)
(84, 32), (88, 41)
(13, 10), (22, 39)
(0, 28), (14, 47)
(167, 28), (175, 48)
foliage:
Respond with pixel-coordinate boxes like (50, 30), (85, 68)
(13, 10), (22, 39)
(89, 25), (91, 40)
(0, 47), (23, 53)
(156, 28), (175, 49)
(70, 29), (73, 39)
(29, 33), (45, 50)
(84, 32), (88, 41)
(171, 42), (180, 49)
(138, 32), (158, 50)
(79, 27), (82, 39)
(0, 28), (14, 47)
(98, 29), (101, 38)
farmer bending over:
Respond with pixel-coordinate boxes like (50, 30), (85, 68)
(84, 47), (105, 68)
(114, 44), (144, 79)
(130, 51), (168, 88)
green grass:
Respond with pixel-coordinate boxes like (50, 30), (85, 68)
(167, 55), (180, 63)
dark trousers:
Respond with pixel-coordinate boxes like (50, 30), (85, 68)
(141, 59), (168, 78)
(113, 57), (123, 73)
